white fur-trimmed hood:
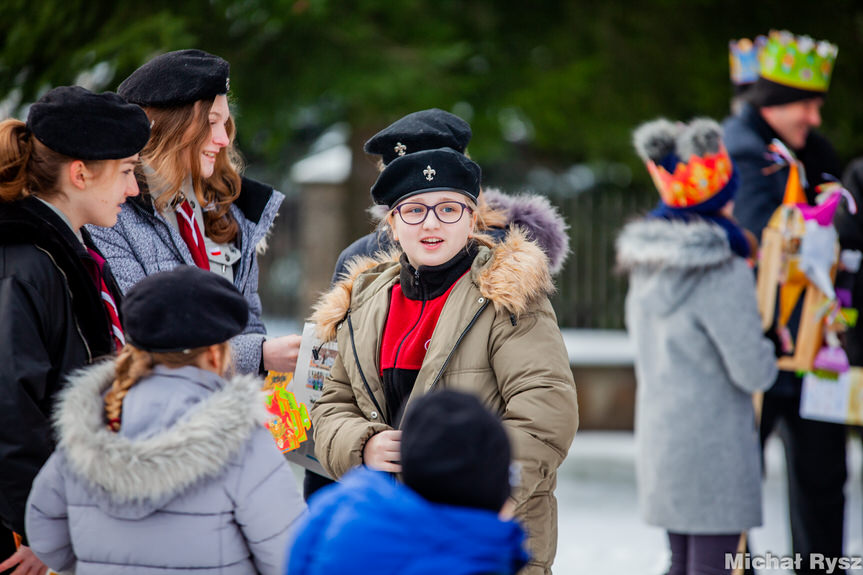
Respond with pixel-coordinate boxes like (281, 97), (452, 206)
(616, 218), (733, 271)
(53, 360), (269, 507)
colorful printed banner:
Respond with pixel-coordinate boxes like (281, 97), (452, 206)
(263, 322), (335, 478)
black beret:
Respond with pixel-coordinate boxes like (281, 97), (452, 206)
(122, 266), (248, 352)
(26, 86), (150, 161)
(364, 108), (472, 166)
(401, 390), (512, 512)
(118, 49), (230, 108)
(371, 147), (481, 208)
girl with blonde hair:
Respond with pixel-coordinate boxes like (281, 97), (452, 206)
(310, 147), (578, 575)
(25, 266), (305, 575)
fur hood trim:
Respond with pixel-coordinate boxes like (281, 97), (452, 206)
(311, 227), (553, 342)
(616, 218), (732, 271)
(362, 187), (570, 275)
(53, 360), (268, 504)
(483, 187), (570, 275)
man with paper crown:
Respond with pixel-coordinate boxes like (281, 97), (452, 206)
(728, 35), (766, 115)
(723, 30), (846, 574)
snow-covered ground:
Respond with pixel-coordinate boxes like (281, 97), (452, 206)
(551, 431), (863, 575)
(288, 431), (862, 574)
(269, 320), (862, 573)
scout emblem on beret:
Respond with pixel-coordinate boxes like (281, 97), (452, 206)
(371, 148), (481, 207)
(394, 142), (407, 156)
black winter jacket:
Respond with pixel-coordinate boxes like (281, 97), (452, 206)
(723, 103), (841, 239)
(0, 196), (121, 538)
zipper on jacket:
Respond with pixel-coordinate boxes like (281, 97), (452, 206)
(34, 246), (93, 363)
(392, 269), (427, 370)
(427, 299), (489, 392)
(347, 311), (388, 425)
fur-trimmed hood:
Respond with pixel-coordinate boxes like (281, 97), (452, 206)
(52, 360), (268, 518)
(616, 217), (733, 271)
(616, 218), (734, 316)
(362, 187), (570, 275)
(483, 188), (570, 275)
(312, 227), (554, 342)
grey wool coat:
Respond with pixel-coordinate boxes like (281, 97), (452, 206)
(617, 218), (778, 533)
(25, 362), (306, 575)
(87, 176), (283, 374)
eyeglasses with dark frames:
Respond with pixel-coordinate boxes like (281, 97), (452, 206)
(392, 200), (472, 225)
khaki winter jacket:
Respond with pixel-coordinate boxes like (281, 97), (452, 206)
(310, 229), (578, 574)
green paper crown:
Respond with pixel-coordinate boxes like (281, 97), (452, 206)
(760, 30), (838, 92)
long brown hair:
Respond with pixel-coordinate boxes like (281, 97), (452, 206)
(0, 119), (105, 202)
(104, 342), (232, 432)
(142, 99), (243, 243)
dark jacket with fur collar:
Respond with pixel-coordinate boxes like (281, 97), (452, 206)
(310, 229), (578, 573)
(0, 196), (121, 537)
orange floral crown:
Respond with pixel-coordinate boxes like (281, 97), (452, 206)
(646, 146), (734, 209)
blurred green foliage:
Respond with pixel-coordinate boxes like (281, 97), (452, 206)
(2, 0), (861, 179)
(3, 0), (859, 325)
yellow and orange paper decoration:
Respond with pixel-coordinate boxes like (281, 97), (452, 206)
(646, 146), (734, 209)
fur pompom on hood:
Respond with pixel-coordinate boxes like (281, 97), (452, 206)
(483, 188), (570, 275)
(361, 187), (570, 276)
(616, 218), (733, 271)
(52, 360), (268, 509)
(311, 227), (554, 342)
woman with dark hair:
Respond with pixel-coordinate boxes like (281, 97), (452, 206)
(88, 49), (301, 377)
(0, 85), (149, 574)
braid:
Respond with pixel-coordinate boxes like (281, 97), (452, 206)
(104, 345), (153, 432)
(103, 342), (233, 431)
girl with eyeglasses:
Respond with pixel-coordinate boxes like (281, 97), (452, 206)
(308, 147), (578, 575)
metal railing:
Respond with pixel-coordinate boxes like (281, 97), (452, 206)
(549, 182), (656, 329)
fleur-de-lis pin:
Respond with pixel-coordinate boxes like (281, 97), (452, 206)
(394, 142), (407, 156)
(423, 165), (436, 181)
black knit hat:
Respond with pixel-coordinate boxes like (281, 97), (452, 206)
(26, 86), (150, 161)
(746, 77), (826, 108)
(122, 266), (248, 352)
(400, 390), (512, 512)
(364, 109), (472, 166)
(118, 49), (230, 107)
(371, 147), (481, 208)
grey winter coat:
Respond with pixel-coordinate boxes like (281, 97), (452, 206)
(617, 218), (777, 533)
(87, 177), (283, 374)
(25, 362), (305, 575)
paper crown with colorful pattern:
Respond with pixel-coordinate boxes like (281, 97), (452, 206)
(729, 36), (766, 86)
(633, 118), (736, 211)
(759, 30), (838, 92)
